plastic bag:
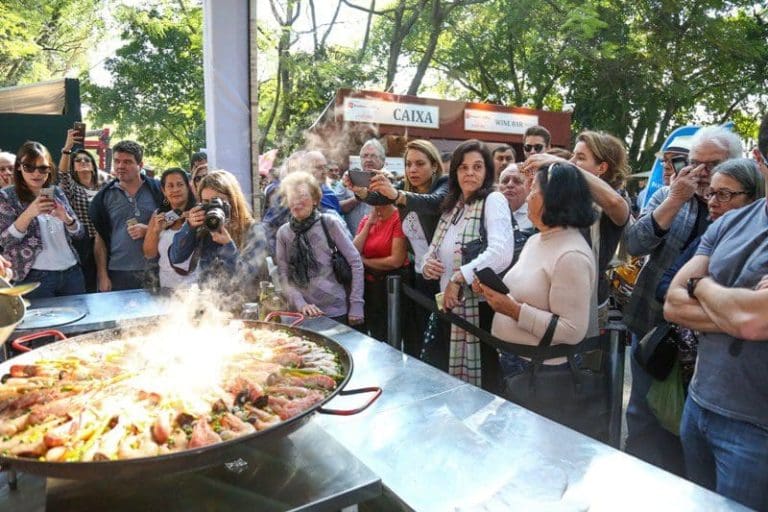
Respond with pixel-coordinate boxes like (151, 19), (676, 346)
(646, 359), (685, 436)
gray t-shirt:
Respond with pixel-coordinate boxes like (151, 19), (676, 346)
(102, 182), (160, 271)
(690, 199), (768, 426)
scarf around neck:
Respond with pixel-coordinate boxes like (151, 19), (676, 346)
(428, 198), (486, 386)
(288, 208), (321, 288)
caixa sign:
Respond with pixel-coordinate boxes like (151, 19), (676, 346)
(344, 97), (439, 129)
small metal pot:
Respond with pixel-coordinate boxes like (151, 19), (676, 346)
(0, 277), (25, 349)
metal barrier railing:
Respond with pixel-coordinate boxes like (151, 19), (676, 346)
(385, 274), (629, 449)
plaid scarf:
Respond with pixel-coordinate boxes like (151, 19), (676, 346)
(429, 198), (485, 386)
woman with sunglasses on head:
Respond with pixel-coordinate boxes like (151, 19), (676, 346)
(143, 168), (198, 290)
(0, 141), (85, 298)
(58, 129), (105, 292)
(169, 170), (263, 293)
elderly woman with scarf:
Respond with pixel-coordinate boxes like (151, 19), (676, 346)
(275, 172), (364, 325)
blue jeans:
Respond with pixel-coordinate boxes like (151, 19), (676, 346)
(681, 397), (768, 511)
(625, 332), (685, 476)
(22, 265), (85, 299)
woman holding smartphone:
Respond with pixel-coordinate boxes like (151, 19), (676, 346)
(368, 139), (449, 357)
(0, 141), (85, 298)
(59, 128), (105, 292)
(143, 168), (198, 290)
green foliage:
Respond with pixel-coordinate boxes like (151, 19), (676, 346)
(0, 0), (104, 87)
(82, 0), (204, 168)
(359, 0), (768, 173)
(256, 11), (379, 154)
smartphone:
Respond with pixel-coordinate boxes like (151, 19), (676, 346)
(40, 186), (55, 199)
(73, 122), (86, 140)
(163, 209), (181, 223)
(474, 267), (510, 294)
(670, 155), (688, 175)
(348, 169), (372, 188)
(125, 218), (138, 228)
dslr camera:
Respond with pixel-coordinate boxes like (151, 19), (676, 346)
(200, 197), (231, 231)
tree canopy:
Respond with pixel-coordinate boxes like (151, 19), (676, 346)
(5, 0), (766, 174)
(0, 0), (104, 87)
(82, 0), (205, 168)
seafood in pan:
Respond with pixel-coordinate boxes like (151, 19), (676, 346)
(0, 325), (342, 462)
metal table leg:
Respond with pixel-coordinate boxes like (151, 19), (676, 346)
(605, 320), (628, 449)
(387, 275), (402, 351)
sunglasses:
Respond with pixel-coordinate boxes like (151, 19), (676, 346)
(21, 163), (52, 175)
(73, 157), (91, 164)
(523, 144), (545, 154)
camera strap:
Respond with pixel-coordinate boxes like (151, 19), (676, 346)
(167, 230), (204, 276)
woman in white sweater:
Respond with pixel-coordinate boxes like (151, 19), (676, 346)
(473, 162), (597, 377)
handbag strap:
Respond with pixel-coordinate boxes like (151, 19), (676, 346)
(167, 230), (202, 276)
(402, 283), (605, 359)
(318, 214), (340, 255)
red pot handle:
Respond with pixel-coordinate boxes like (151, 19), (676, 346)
(264, 311), (305, 327)
(11, 329), (67, 353)
(318, 386), (382, 416)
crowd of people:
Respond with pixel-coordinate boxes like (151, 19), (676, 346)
(1, 117), (767, 510)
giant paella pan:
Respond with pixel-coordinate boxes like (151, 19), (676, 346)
(0, 311), (380, 480)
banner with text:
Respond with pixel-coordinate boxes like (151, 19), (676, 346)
(344, 97), (440, 129)
(464, 109), (538, 135)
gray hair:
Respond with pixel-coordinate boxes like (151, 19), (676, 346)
(0, 151), (15, 163)
(712, 158), (766, 200)
(690, 126), (743, 160)
(360, 138), (385, 160)
(279, 150), (307, 179)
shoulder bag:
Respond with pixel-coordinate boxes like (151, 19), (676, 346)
(633, 321), (680, 381)
(504, 314), (610, 441)
(319, 214), (353, 286)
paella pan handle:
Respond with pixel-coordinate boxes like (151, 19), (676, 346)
(11, 329), (67, 353)
(318, 386), (382, 416)
(264, 311), (305, 327)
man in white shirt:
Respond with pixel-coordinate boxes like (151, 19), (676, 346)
(499, 165), (533, 230)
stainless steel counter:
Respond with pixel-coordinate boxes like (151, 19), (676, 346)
(4, 291), (750, 511)
(302, 316), (747, 511)
(15, 289), (173, 336)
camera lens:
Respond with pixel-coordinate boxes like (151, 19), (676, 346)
(204, 208), (225, 231)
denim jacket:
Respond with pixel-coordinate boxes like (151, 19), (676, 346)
(0, 186), (85, 281)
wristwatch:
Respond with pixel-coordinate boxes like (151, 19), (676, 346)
(61, 148), (72, 155)
(687, 277), (704, 299)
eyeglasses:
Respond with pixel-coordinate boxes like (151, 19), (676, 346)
(704, 189), (747, 203)
(21, 163), (52, 175)
(73, 157), (91, 164)
(523, 144), (545, 154)
(689, 159), (722, 172)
